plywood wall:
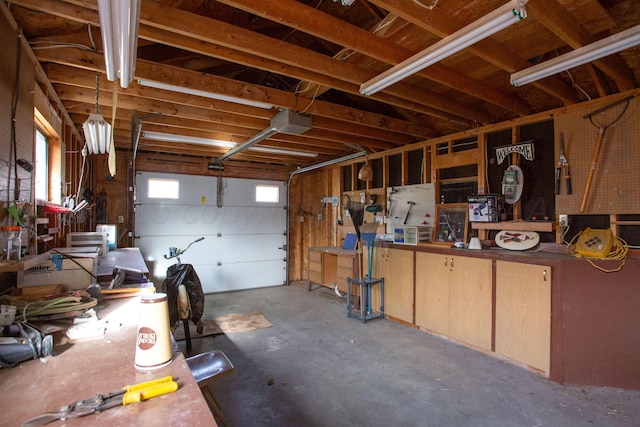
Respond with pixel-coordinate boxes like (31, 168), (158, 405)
(288, 168), (334, 282)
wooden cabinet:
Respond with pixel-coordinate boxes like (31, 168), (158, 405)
(368, 247), (414, 323)
(495, 260), (551, 373)
(415, 252), (450, 335)
(415, 253), (492, 350)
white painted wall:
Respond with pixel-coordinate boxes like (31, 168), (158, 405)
(135, 172), (286, 293)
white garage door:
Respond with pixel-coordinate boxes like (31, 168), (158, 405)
(135, 172), (286, 293)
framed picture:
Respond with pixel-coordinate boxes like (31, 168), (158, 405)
(435, 203), (468, 243)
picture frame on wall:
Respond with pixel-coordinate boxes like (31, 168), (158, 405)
(435, 203), (468, 243)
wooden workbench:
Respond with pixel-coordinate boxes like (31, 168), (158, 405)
(307, 246), (360, 293)
(0, 298), (216, 427)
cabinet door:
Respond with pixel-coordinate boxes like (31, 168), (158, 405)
(448, 256), (492, 351)
(382, 248), (414, 323)
(415, 252), (451, 335)
(495, 261), (551, 373)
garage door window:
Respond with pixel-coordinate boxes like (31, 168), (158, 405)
(256, 185), (279, 203)
(148, 178), (179, 199)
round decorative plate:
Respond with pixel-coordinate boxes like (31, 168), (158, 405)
(495, 230), (540, 250)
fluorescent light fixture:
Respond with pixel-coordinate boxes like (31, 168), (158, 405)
(511, 24), (640, 86)
(360, 0), (528, 96)
(98, 0), (141, 88)
(142, 131), (316, 157)
(142, 131), (236, 148)
(83, 73), (112, 155)
(137, 79), (274, 109)
(216, 127), (279, 163)
(83, 113), (112, 154)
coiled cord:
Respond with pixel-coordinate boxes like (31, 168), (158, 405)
(0, 294), (97, 322)
(566, 231), (628, 273)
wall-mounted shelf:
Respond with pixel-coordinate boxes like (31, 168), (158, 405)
(472, 220), (555, 240)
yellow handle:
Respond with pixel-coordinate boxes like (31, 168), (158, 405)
(123, 381), (179, 405)
(123, 376), (174, 392)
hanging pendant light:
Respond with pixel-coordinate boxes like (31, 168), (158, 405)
(83, 74), (112, 155)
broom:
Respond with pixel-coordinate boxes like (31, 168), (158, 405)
(344, 195), (365, 243)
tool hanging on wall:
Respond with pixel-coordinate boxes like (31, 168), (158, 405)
(580, 95), (634, 213)
(403, 201), (416, 224)
(554, 132), (572, 195)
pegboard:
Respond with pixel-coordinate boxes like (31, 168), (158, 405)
(386, 184), (436, 233)
(555, 94), (640, 214)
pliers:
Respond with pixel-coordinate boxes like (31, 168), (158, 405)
(555, 132), (572, 195)
(22, 376), (178, 426)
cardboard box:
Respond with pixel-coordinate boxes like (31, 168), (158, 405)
(468, 194), (506, 222)
(19, 249), (98, 289)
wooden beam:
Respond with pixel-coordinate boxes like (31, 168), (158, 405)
(526, 0), (637, 91)
(135, 151), (292, 181)
(367, 0), (580, 105)
(136, 0), (494, 122)
(16, 0), (489, 124)
(36, 46), (436, 142)
(215, 0), (532, 116)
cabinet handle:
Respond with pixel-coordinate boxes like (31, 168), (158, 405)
(543, 269), (547, 282)
(450, 257), (454, 269)
(444, 257), (448, 267)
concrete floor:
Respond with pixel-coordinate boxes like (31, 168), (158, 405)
(178, 282), (640, 427)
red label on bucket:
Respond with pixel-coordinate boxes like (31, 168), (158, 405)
(137, 326), (157, 350)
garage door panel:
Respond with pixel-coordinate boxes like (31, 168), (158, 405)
(196, 261), (285, 293)
(135, 173), (286, 293)
(135, 205), (284, 236)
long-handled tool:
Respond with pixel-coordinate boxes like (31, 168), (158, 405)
(403, 201), (416, 224)
(554, 132), (571, 195)
(580, 95), (634, 212)
(22, 376), (179, 426)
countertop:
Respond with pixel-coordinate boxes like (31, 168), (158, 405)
(0, 297), (216, 427)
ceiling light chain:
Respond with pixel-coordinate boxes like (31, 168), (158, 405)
(94, 73), (100, 114)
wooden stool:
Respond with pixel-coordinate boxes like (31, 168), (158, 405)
(186, 350), (235, 426)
